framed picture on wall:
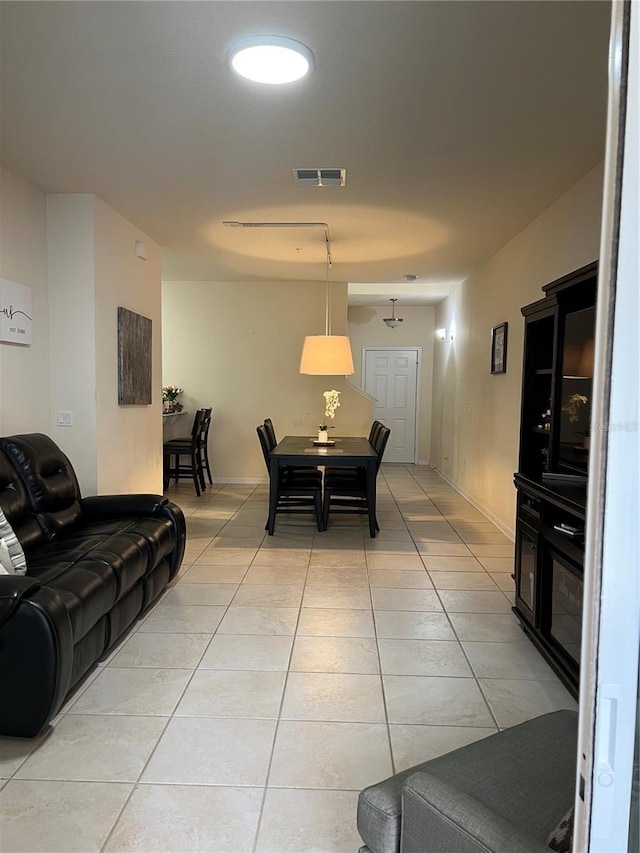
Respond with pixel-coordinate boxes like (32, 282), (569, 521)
(0, 279), (32, 345)
(491, 322), (508, 374)
(118, 307), (152, 404)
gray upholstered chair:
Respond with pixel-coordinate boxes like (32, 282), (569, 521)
(357, 710), (578, 853)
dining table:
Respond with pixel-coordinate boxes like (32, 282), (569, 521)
(268, 435), (379, 537)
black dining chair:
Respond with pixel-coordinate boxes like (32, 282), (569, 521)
(263, 418), (321, 481)
(322, 425), (390, 531)
(324, 420), (385, 480)
(163, 408), (207, 496)
(200, 407), (213, 485)
(257, 424), (323, 532)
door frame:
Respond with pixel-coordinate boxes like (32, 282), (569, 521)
(361, 346), (422, 465)
(575, 3), (639, 850)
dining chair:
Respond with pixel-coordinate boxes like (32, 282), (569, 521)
(321, 425), (390, 531)
(200, 407), (213, 484)
(324, 420), (385, 480)
(263, 417), (321, 481)
(257, 424), (323, 532)
(163, 408), (207, 496)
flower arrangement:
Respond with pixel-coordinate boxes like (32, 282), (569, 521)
(562, 393), (588, 423)
(319, 389), (341, 430)
(162, 385), (183, 402)
(162, 385), (184, 412)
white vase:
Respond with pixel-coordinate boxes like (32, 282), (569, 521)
(318, 429), (328, 443)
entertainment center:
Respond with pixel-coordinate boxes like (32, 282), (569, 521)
(514, 261), (597, 697)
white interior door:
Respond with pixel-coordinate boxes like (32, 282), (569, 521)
(363, 349), (419, 464)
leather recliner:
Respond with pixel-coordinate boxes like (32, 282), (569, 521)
(0, 433), (186, 738)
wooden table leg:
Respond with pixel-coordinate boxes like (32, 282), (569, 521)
(267, 457), (279, 534)
(366, 460), (377, 538)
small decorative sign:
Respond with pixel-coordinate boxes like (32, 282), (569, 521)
(0, 279), (32, 345)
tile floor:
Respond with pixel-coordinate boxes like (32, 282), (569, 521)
(0, 466), (577, 853)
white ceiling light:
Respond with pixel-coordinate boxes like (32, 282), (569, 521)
(229, 36), (315, 84)
(383, 298), (404, 329)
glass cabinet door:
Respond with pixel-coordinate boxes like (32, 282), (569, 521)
(558, 305), (595, 472)
(516, 524), (537, 617)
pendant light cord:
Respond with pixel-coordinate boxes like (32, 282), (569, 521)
(325, 230), (332, 336)
(223, 219), (334, 334)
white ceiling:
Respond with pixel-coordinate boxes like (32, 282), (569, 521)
(0, 1), (609, 305)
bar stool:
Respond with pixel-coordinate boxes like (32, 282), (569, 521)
(163, 409), (207, 496)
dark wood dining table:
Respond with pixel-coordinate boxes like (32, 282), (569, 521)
(268, 435), (379, 537)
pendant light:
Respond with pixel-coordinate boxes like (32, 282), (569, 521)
(299, 229), (354, 375)
(383, 298), (404, 329)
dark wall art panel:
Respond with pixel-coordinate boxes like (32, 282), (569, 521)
(117, 307), (152, 405)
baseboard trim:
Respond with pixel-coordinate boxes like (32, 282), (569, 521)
(431, 466), (515, 541)
(417, 459), (431, 466)
(212, 478), (265, 485)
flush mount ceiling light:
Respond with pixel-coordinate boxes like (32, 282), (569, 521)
(383, 298), (404, 329)
(228, 36), (315, 84)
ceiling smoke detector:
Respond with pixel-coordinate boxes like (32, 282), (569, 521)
(383, 298), (404, 329)
(293, 168), (346, 187)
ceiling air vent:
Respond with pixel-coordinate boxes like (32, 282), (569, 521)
(293, 168), (346, 187)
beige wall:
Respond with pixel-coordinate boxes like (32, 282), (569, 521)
(162, 279), (372, 481)
(348, 304), (436, 463)
(93, 198), (163, 494)
(47, 194), (162, 494)
(47, 194), (98, 489)
(431, 164), (604, 536)
(0, 167), (50, 434)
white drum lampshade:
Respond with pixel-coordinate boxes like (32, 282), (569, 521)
(299, 335), (354, 375)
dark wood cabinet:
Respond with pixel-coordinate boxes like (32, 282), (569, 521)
(514, 261), (597, 697)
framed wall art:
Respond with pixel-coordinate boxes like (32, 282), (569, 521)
(0, 279), (32, 345)
(117, 307), (152, 405)
(491, 322), (508, 374)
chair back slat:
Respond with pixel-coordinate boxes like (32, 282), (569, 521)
(263, 418), (277, 451)
(374, 426), (391, 473)
(368, 421), (384, 446)
(190, 409), (205, 446)
(256, 425), (272, 473)
(202, 407), (213, 439)
(197, 409), (210, 441)
(189, 410), (202, 437)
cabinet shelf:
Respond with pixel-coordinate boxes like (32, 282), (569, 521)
(534, 368), (553, 375)
(532, 427), (551, 435)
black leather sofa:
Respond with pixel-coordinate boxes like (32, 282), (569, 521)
(0, 433), (186, 738)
